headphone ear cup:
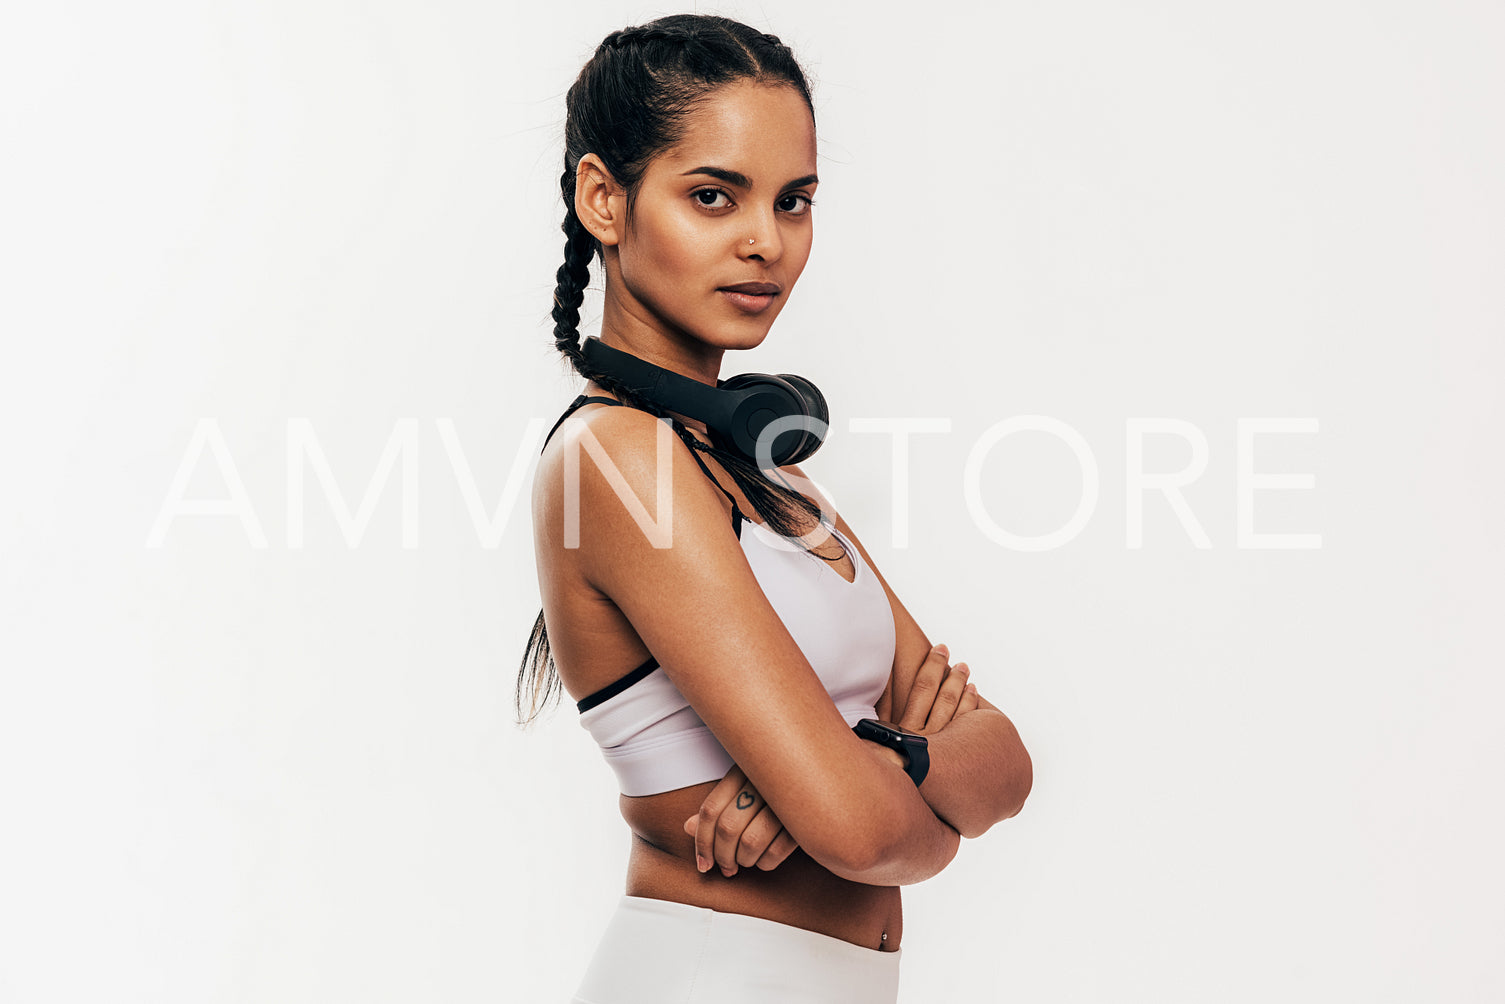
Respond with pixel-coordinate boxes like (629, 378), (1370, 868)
(715, 373), (816, 466)
(774, 373), (829, 465)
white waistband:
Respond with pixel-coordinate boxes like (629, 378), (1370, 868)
(573, 895), (901, 1004)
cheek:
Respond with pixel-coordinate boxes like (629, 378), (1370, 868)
(635, 209), (718, 282)
(664, 216), (723, 272)
(787, 227), (815, 278)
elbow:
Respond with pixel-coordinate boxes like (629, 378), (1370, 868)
(999, 743), (1034, 821)
(803, 820), (891, 877)
(801, 816), (957, 883)
(835, 818), (961, 884)
(960, 743), (1034, 839)
(841, 829), (903, 877)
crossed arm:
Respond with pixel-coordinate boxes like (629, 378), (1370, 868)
(689, 466), (1035, 873)
(685, 641), (1032, 877)
(883, 645), (1034, 840)
(684, 470), (1034, 878)
(560, 413), (1028, 885)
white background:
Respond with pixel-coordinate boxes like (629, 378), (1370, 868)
(2, 1), (1501, 1001)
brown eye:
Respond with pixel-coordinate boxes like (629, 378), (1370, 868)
(693, 188), (732, 209)
(778, 193), (815, 216)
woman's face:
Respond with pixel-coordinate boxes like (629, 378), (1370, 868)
(609, 81), (819, 355)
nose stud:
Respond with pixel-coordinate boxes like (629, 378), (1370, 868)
(747, 238), (755, 245)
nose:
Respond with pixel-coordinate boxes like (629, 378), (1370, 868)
(738, 212), (782, 263)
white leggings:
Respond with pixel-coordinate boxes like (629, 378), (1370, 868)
(571, 896), (902, 1004)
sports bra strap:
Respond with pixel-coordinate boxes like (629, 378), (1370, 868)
(576, 653), (660, 713)
(670, 424), (748, 536)
(541, 393), (747, 535)
(540, 394), (625, 453)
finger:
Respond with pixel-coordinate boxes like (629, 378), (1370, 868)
(754, 828), (800, 871)
(897, 644), (951, 732)
(898, 644), (950, 731)
(923, 662), (970, 733)
(957, 682), (981, 716)
(695, 767), (746, 874)
(735, 803), (785, 868)
(713, 784), (763, 876)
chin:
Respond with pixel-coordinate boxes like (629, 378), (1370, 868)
(677, 318), (775, 354)
(715, 326), (776, 353)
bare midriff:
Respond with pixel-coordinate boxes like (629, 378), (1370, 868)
(619, 782), (903, 953)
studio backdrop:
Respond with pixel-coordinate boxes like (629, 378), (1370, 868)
(1, 1), (1500, 1001)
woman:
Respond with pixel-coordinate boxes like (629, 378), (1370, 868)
(520, 15), (1033, 1002)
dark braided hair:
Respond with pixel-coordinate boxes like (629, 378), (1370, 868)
(517, 14), (832, 724)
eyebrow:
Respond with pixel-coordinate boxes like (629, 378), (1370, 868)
(680, 166), (819, 190)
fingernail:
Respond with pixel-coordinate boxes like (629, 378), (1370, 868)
(720, 866), (735, 878)
(696, 855), (709, 873)
(956, 663), (969, 674)
(966, 683), (977, 693)
(935, 643), (948, 658)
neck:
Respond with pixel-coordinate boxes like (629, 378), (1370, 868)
(588, 326), (723, 435)
(597, 319), (723, 384)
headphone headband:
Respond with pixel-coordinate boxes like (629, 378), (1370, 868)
(580, 336), (828, 467)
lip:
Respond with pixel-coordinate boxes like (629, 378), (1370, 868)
(719, 282), (781, 296)
(719, 288), (777, 314)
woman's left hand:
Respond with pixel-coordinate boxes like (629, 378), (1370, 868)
(683, 764), (799, 877)
(882, 643), (980, 736)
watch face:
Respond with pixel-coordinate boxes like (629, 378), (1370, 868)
(857, 719), (926, 746)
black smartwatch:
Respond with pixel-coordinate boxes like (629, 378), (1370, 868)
(853, 718), (930, 788)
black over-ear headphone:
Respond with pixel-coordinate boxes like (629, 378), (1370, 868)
(581, 336), (829, 467)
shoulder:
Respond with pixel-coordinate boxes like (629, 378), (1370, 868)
(538, 399), (677, 483)
(534, 402), (740, 593)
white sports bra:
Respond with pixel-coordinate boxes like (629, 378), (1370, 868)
(543, 394), (897, 797)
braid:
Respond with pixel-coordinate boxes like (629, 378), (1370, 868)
(550, 168), (673, 421)
(600, 26), (688, 50)
(601, 24), (786, 51)
(552, 202), (596, 361)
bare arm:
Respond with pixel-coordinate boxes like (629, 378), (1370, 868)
(783, 465), (1034, 839)
(685, 644), (979, 877)
(911, 701), (1032, 838)
(553, 409), (959, 885)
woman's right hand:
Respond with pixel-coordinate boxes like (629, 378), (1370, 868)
(894, 643), (980, 736)
(684, 645), (975, 877)
(683, 764), (799, 877)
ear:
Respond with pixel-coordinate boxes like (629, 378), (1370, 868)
(575, 154), (626, 247)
